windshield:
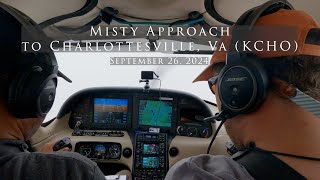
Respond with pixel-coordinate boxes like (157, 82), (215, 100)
(45, 52), (215, 121)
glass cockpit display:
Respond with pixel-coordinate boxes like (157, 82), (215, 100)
(142, 157), (160, 168)
(93, 98), (128, 126)
(143, 144), (159, 154)
(95, 144), (106, 154)
(138, 100), (172, 127)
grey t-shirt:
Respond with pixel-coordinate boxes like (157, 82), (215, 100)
(0, 140), (106, 180)
(165, 154), (254, 180)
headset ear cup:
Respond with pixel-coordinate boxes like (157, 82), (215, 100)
(23, 71), (57, 118)
(8, 67), (57, 118)
(218, 54), (269, 115)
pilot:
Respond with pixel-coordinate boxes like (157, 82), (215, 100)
(0, 3), (106, 180)
(165, 1), (320, 180)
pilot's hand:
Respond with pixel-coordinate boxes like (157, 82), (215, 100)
(40, 143), (71, 153)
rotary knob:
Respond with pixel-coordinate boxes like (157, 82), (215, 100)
(123, 148), (132, 158)
(201, 128), (209, 138)
(187, 127), (198, 137)
(169, 147), (179, 157)
(176, 125), (186, 135)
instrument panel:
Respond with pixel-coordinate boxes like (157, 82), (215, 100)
(62, 88), (213, 138)
(52, 87), (217, 179)
(75, 142), (122, 160)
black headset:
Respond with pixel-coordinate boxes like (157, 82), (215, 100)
(0, 3), (58, 119)
(217, 0), (294, 118)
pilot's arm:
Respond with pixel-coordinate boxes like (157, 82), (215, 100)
(165, 154), (254, 180)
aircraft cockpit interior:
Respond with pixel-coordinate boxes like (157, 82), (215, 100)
(33, 82), (226, 179)
(0, 0), (320, 180)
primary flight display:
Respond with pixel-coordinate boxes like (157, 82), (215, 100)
(93, 98), (128, 126)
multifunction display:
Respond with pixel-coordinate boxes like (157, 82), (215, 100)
(138, 100), (172, 127)
(142, 157), (159, 168)
(134, 133), (167, 179)
(143, 144), (159, 154)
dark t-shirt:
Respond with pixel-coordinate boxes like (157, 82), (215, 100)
(165, 154), (254, 180)
(0, 140), (106, 180)
(165, 149), (306, 180)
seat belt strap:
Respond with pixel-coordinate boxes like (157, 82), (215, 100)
(232, 148), (306, 180)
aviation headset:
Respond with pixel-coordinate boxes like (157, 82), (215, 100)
(0, 3), (58, 119)
(217, 0), (294, 119)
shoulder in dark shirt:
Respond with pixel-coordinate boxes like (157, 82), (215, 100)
(0, 151), (106, 180)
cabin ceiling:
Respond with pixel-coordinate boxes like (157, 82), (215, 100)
(1, 0), (320, 42)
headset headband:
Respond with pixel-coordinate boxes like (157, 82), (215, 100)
(242, 0), (294, 28)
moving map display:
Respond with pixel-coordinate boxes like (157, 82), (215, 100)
(143, 144), (159, 154)
(138, 100), (172, 127)
(142, 157), (159, 168)
(93, 98), (128, 125)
